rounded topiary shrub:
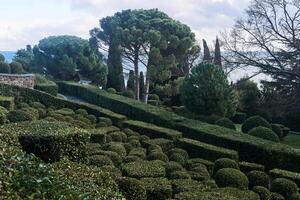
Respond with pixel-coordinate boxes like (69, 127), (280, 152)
(7, 109), (36, 122)
(88, 155), (114, 167)
(117, 177), (147, 200)
(215, 118), (236, 130)
(0, 106), (8, 125)
(188, 164), (210, 181)
(213, 158), (239, 175)
(107, 88), (117, 94)
(180, 63), (238, 117)
(215, 168), (249, 189)
(168, 171), (191, 180)
(271, 192), (285, 200)
(248, 126), (279, 142)
(29, 102), (46, 109)
(148, 94), (160, 101)
(252, 186), (271, 200)
(165, 161), (183, 175)
(247, 170), (270, 189)
(121, 90), (135, 99)
(290, 193), (300, 200)
(75, 108), (88, 116)
(147, 151), (169, 162)
(241, 115), (271, 133)
(103, 142), (127, 158)
(271, 178), (298, 199)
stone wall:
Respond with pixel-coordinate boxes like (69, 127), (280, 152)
(0, 74), (35, 89)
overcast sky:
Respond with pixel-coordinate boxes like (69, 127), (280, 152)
(0, 0), (250, 51)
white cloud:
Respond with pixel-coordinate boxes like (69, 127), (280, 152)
(0, 0), (250, 51)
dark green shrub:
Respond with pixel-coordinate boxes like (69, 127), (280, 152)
(247, 170), (270, 189)
(186, 158), (214, 174)
(87, 114), (97, 124)
(165, 161), (183, 175)
(29, 101), (46, 109)
(147, 144), (163, 153)
(90, 132), (106, 145)
(272, 124), (290, 140)
(148, 94), (160, 101)
(168, 171), (191, 179)
(145, 138), (174, 152)
(122, 160), (166, 178)
(180, 63), (238, 117)
(188, 163), (210, 181)
(269, 168), (300, 187)
(213, 158), (239, 175)
(88, 154), (114, 167)
(17, 102), (29, 108)
(55, 108), (75, 116)
(171, 179), (212, 194)
(0, 62), (11, 73)
(117, 177), (147, 200)
(107, 88), (117, 94)
(290, 193), (300, 200)
(96, 121), (108, 127)
(103, 142), (127, 158)
(147, 151), (169, 162)
(215, 168), (249, 189)
(129, 138), (141, 148)
(98, 150), (122, 166)
(271, 192), (285, 200)
(239, 161), (265, 174)
(7, 109), (35, 122)
(129, 147), (146, 159)
(101, 165), (122, 179)
(271, 178), (298, 199)
(109, 131), (124, 142)
(252, 186), (271, 200)
(140, 178), (172, 200)
(169, 152), (187, 166)
(123, 155), (142, 163)
(34, 84), (58, 96)
(139, 135), (150, 143)
(0, 96), (14, 110)
(215, 118), (236, 130)
(123, 142), (133, 153)
(121, 90), (135, 98)
(242, 115), (271, 133)
(248, 126), (279, 142)
(169, 148), (189, 160)
(98, 117), (112, 126)
(231, 112), (247, 124)
(75, 108), (88, 116)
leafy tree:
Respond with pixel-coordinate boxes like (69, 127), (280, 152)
(203, 39), (211, 62)
(91, 9), (198, 101)
(0, 62), (11, 74)
(127, 70), (135, 92)
(33, 35), (107, 86)
(235, 78), (261, 115)
(13, 45), (34, 72)
(180, 63), (237, 117)
(10, 61), (24, 74)
(139, 71), (145, 100)
(0, 53), (5, 62)
(214, 37), (222, 67)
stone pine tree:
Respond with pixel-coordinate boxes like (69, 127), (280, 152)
(214, 37), (222, 67)
(203, 39), (211, 62)
(139, 71), (145, 100)
(127, 70), (135, 93)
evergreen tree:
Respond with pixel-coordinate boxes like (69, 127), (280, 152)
(214, 37), (222, 67)
(127, 70), (135, 93)
(139, 71), (145, 100)
(203, 39), (211, 62)
(106, 38), (124, 91)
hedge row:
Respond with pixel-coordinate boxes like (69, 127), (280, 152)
(0, 83), (126, 126)
(175, 138), (239, 161)
(57, 82), (300, 172)
(122, 120), (182, 141)
(269, 168), (300, 187)
(34, 83), (58, 96)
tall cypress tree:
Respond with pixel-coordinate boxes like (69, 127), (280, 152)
(203, 39), (211, 62)
(106, 38), (125, 91)
(127, 70), (135, 92)
(214, 37), (222, 67)
(139, 71), (145, 100)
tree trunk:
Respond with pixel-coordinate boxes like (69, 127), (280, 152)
(144, 69), (150, 103)
(134, 50), (140, 101)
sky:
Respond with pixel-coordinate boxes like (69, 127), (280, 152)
(0, 0), (250, 51)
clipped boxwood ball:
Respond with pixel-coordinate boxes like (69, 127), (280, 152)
(247, 170), (270, 189)
(290, 193), (300, 200)
(248, 126), (279, 142)
(215, 168), (249, 190)
(215, 118), (236, 130)
(117, 177), (147, 200)
(242, 115), (271, 133)
(107, 88), (117, 94)
(271, 178), (298, 199)
(213, 158), (239, 175)
(147, 151), (169, 162)
(168, 171), (191, 180)
(252, 186), (271, 200)
(271, 192), (285, 200)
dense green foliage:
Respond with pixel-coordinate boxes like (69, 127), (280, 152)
(215, 168), (249, 190)
(242, 115), (271, 133)
(215, 118), (236, 130)
(180, 63), (237, 117)
(34, 74), (58, 96)
(248, 126), (280, 142)
(271, 178), (299, 199)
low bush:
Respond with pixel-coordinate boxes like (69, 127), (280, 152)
(169, 152), (187, 166)
(88, 154), (114, 167)
(107, 88), (117, 94)
(186, 158), (214, 173)
(272, 124), (290, 140)
(168, 170), (191, 179)
(144, 138), (174, 152)
(242, 115), (271, 133)
(0, 106), (8, 124)
(103, 142), (127, 158)
(213, 158), (239, 175)
(140, 177), (172, 200)
(123, 155), (142, 163)
(97, 150), (122, 167)
(129, 147), (147, 159)
(122, 160), (166, 178)
(90, 132), (106, 145)
(7, 109), (36, 122)
(165, 161), (183, 175)
(290, 193), (300, 200)
(87, 114), (97, 124)
(269, 169), (300, 187)
(98, 117), (113, 126)
(188, 163), (210, 181)
(34, 83), (58, 96)
(55, 108), (75, 116)
(252, 186), (271, 200)
(239, 161), (265, 174)
(121, 90), (135, 98)
(147, 151), (169, 162)
(271, 192), (285, 200)
(176, 138), (239, 161)
(231, 112), (247, 124)
(247, 170), (270, 189)
(215, 168), (249, 190)
(117, 177), (147, 200)
(0, 96), (14, 110)
(248, 126), (279, 142)
(271, 178), (299, 199)
(29, 101), (46, 109)
(215, 118), (236, 130)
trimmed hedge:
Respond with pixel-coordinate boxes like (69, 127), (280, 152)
(239, 161), (265, 174)
(215, 118), (236, 130)
(213, 158), (239, 175)
(140, 178), (172, 200)
(248, 126), (279, 142)
(34, 83), (58, 96)
(271, 178), (299, 199)
(252, 186), (271, 200)
(122, 120), (182, 141)
(0, 96), (14, 110)
(57, 82), (300, 171)
(117, 177), (147, 200)
(242, 115), (271, 133)
(176, 138), (239, 161)
(122, 160), (166, 178)
(215, 168), (249, 190)
(247, 170), (270, 189)
(269, 169), (300, 187)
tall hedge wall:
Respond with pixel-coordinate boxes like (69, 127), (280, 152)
(58, 82), (300, 172)
(0, 83), (126, 125)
